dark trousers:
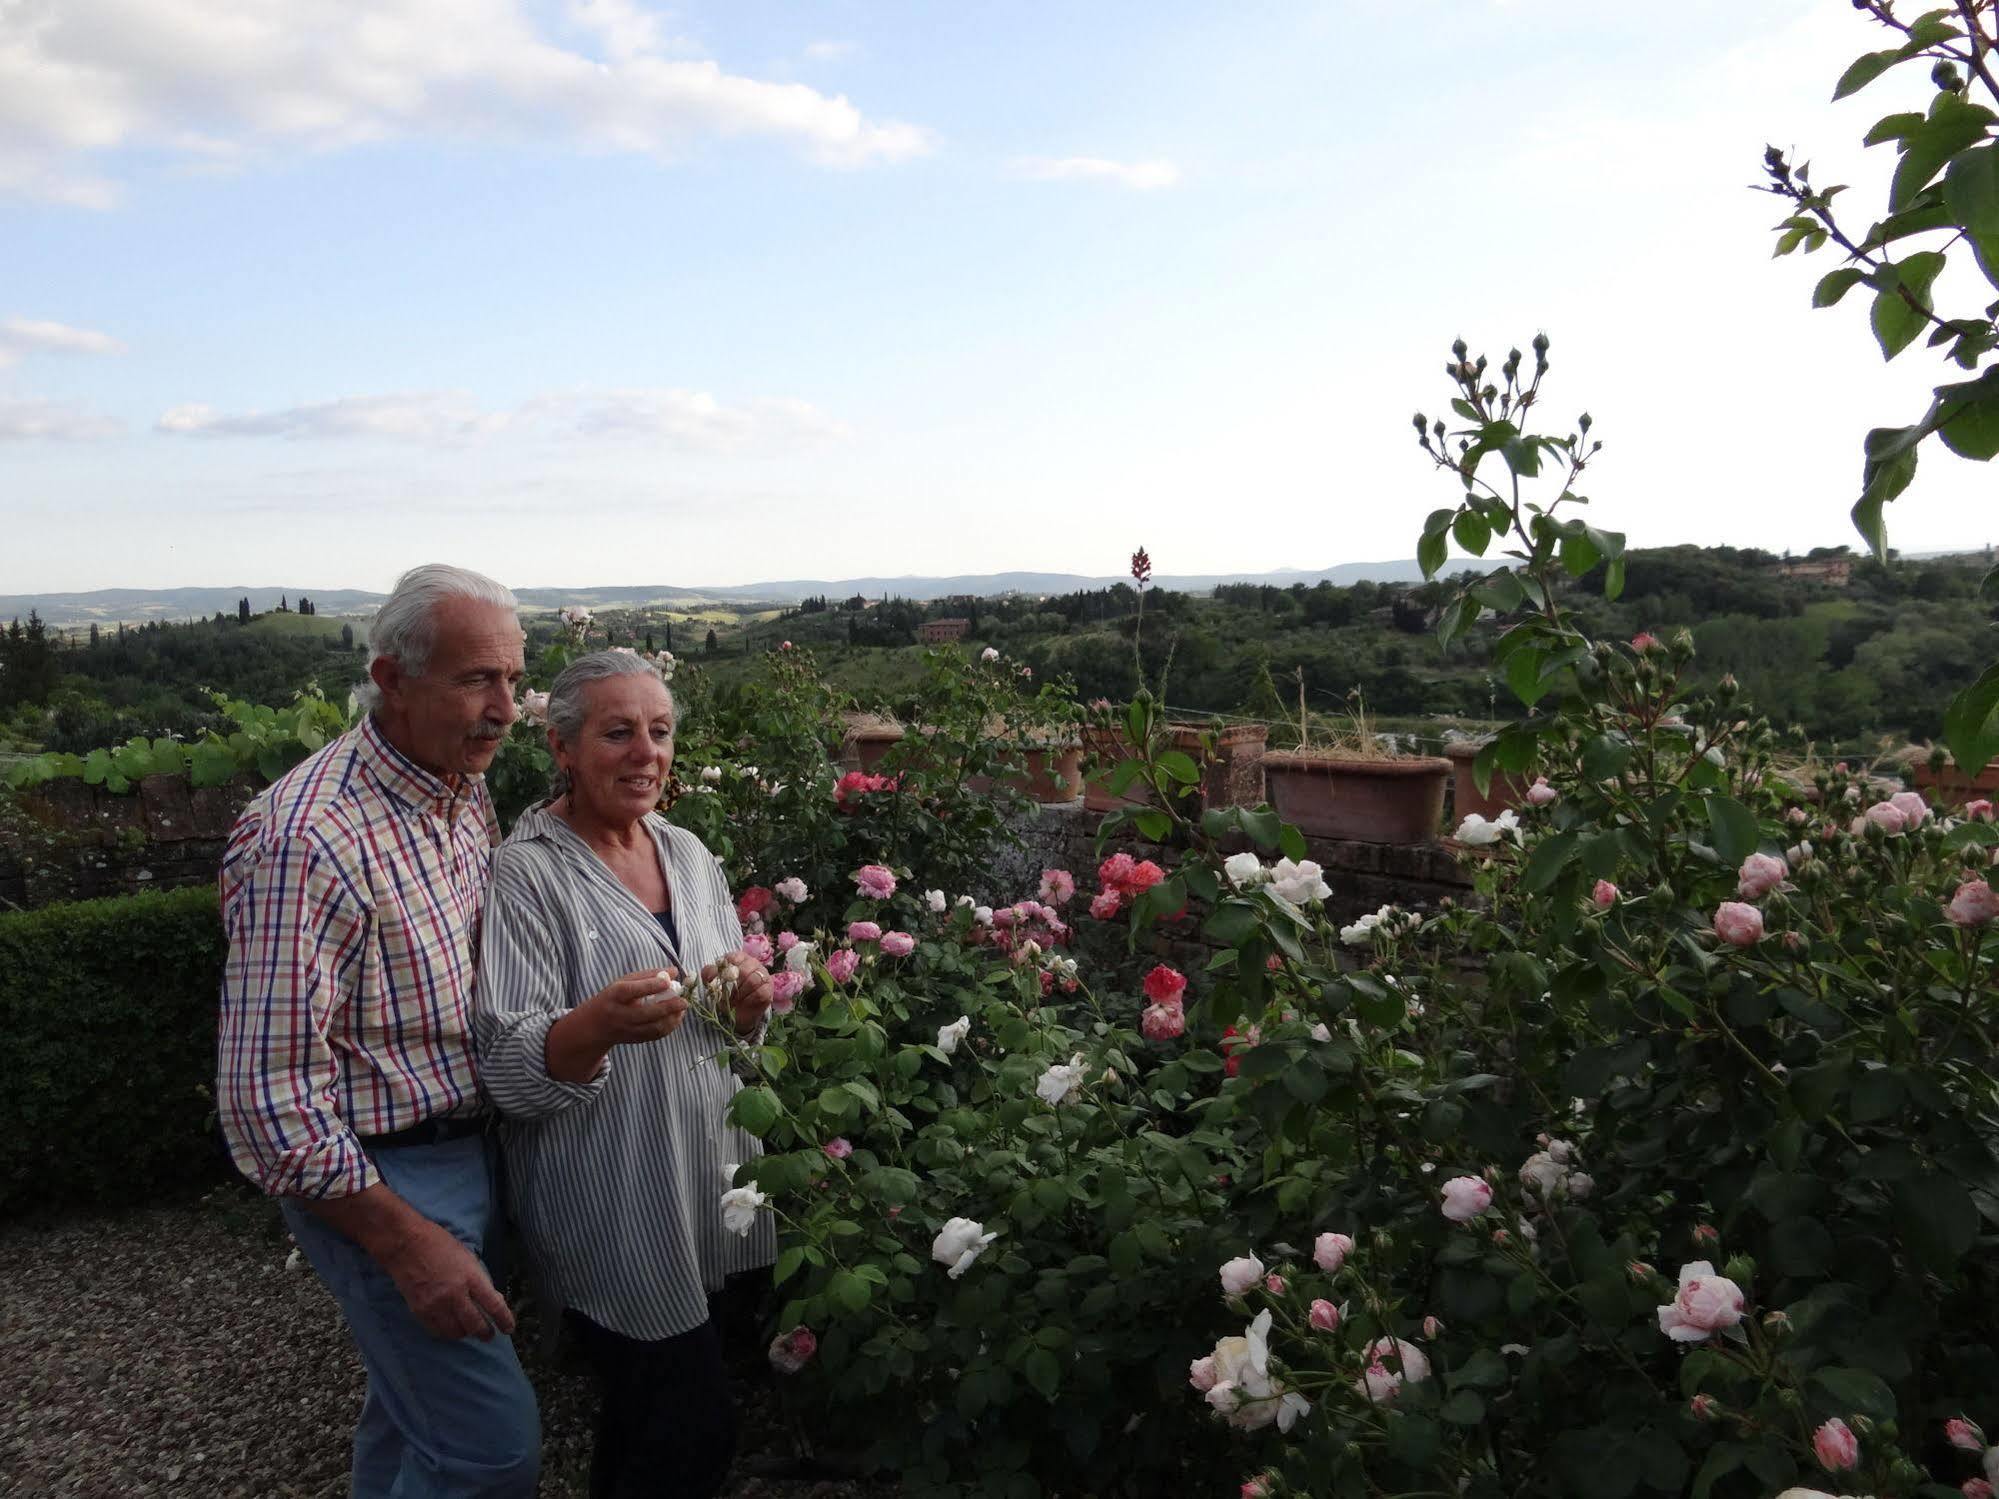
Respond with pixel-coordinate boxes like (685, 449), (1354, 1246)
(565, 1306), (738, 1499)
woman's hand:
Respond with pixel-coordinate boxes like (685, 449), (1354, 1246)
(706, 951), (774, 1036)
(545, 968), (687, 1082)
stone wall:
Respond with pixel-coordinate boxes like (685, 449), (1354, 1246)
(2, 771), (1472, 921)
(0, 774), (259, 910)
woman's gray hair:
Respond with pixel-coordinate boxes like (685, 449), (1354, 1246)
(354, 563), (519, 714)
(546, 651), (677, 800)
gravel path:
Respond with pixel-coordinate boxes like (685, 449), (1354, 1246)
(0, 1185), (892, 1499)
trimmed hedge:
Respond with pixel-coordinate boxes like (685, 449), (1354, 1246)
(0, 885), (229, 1213)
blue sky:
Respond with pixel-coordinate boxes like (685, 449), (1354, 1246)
(2, 0), (1990, 593)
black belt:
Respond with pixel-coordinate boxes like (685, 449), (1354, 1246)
(356, 1115), (490, 1151)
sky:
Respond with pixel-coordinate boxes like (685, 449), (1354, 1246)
(1, 0), (1993, 595)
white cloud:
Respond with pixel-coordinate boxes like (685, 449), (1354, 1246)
(0, 317), (126, 366)
(157, 387), (851, 451)
(0, 0), (935, 207)
(1008, 155), (1182, 191)
(0, 397), (122, 440)
(803, 40), (860, 63)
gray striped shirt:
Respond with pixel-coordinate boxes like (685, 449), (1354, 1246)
(475, 802), (775, 1340)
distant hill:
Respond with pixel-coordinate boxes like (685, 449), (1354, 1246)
(0, 561), (1433, 627)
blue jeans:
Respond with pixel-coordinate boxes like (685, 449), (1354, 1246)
(282, 1134), (541, 1499)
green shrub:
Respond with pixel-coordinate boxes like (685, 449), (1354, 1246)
(0, 885), (227, 1213)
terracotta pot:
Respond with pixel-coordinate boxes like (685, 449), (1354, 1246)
(1260, 751), (1452, 844)
(1444, 740), (1533, 822)
(839, 723), (904, 774)
(1081, 723), (1268, 813)
(1913, 759), (1999, 806)
(1010, 745), (1084, 803)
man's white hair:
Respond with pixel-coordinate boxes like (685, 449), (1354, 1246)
(353, 563), (519, 715)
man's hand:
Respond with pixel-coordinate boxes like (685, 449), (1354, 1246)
(302, 1183), (515, 1342)
(706, 950), (774, 1035)
(382, 1216), (517, 1341)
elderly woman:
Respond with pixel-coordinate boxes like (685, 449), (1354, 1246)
(476, 650), (775, 1499)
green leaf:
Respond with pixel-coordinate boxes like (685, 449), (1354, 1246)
(1132, 808), (1171, 842)
(1812, 266), (1867, 307)
(1604, 555), (1625, 601)
(1832, 49), (1899, 100)
(730, 1086), (782, 1137)
(773, 1246), (806, 1285)
(1417, 528), (1447, 580)
(1521, 830), (1580, 894)
(1505, 645), (1549, 707)
(1890, 96), (1996, 212)
(1452, 508), (1491, 556)
(1703, 795), (1760, 866)
(1870, 251), (1947, 359)
(1438, 1390), (1485, 1425)
(1934, 369), (1999, 460)
(1558, 528), (1602, 578)
(1808, 1365), (1898, 1423)
(1155, 749), (1200, 786)
(1894, 1173), (1981, 1271)
(827, 1268), (871, 1313)
(1943, 662), (1999, 777)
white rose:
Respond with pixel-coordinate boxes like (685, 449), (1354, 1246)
(973, 905), (993, 926)
(932, 1216), (997, 1278)
(936, 1016), (972, 1055)
(925, 888), (948, 913)
(1268, 857), (1331, 905)
(980, 647), (1000, 662)
(775, 876), (808, 903)
(1455, 810), (1522, 846)
(1217, 1253), (1265, 1297)
(1309, 1022), (1332, 1043)
(1519, 1151), (1568, 1198)
(1355, 1337), (1430, 1405)
(720, 1180), (766, 1237)
(700, 766), (722, 785)
(1222, 852), (1265, 888)
(1035, 1053), (1087, 1107)
(784, 941), (815, 975)
(1339, 913), (1381, 946)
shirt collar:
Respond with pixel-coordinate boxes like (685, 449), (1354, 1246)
(358, 713), (479, 818)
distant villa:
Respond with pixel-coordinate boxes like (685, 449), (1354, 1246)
(916, 617), (972, 643)
(1772, 557), (1854, 586)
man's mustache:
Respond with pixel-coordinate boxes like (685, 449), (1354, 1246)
(470, 719), (509, 742)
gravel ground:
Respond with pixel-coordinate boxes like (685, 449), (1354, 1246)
(0, 1185), (895, 1499)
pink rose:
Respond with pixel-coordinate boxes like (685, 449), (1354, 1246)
(767, 1326), (817, 1374)
(776, 930), (801, 952)
(740, 932), (774, 966)
(1947, 880), (1999, 927)
(1965, 1480), (1995, 1499)
(1141, 1003), (1186, 1042)
(1631, 632), (1660, 650)
(822, 1137), (853, 1160)
(825, 948), (861, 985)
(769, 970), (806, 1012)
(1966, 799), (1995, 822)
(1421, 1315), (1444, 1339)
(1712, 901), (1765, 947)
(1439, 1176), (1493, 1223)
(1188, 1354), (1219, 1392)
(1264, 1273), (1287, 1295)
(1656, 1260), (1745, 1342)
(1863, 800), (1910, 835)
(1142, 964), (1187, 1006)
(1525, 778), (1558, 807)
(1240, 1478), (1271, 1499)
(1813, 1416), (1859, 1472)
(1313, 1232), (1354, 1273)
(1038, 868), (1076, 905)
(1688, 1393), (1720, 1422)
(1591, 879), (1619, 910)
(852, 864), (898, 900)
(1947, 1417), (1986, 1452)
(1736, 851), (1788, 899)
(1890, 789), (1932, 826)
(1089, 890), (1122, 920)
(1308, 1299), (1340, 1332)
(847, 920), (882, 942)
(879, 930), (916, 957)
(1786, 806), (1810, 826)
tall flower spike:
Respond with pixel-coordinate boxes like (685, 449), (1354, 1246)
(1130, 546), (1152, 587)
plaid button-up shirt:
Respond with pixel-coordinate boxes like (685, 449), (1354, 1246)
(217, 714), (500, 1200)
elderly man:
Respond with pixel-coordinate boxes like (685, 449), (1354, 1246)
(217, 563), (539, 1498)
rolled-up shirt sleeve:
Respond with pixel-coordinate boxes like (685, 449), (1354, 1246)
(217, 825), (378, 1200)
(476, 848), (614, 1119)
